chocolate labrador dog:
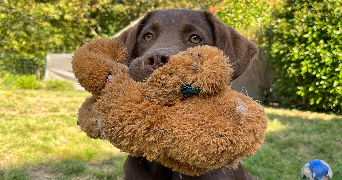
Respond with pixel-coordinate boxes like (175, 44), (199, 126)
(114, 9), (257, 180)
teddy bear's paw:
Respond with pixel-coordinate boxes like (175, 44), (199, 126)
(72, 38), (128, 95)
(141, 46), (233, 105)
(77, 95), (104, 139)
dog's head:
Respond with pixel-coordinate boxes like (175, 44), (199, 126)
(114, 9), (257, 82)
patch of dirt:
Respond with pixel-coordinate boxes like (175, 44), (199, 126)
(0, 159), (12, 169)
(30, 167), (54, 180)
(0, 151), (17, 168)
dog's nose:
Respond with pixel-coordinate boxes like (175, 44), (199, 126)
(144, 50), (172, 70)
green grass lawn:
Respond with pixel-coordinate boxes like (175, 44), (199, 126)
(0, 89), (341, 180)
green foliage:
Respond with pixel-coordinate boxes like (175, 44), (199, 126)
(45, 79), (74, 91)
(14, 75), (41, 89)
(216, 0), (283, 41)
(0, 74), (74, 91)
(0, 52), (43, 77)
(217, 0), (342, 114)
(264, 0), (342, 114)
(0, 0), (220, 76)
(0, 0), (94, 55)
(0, 74), (41, 89)
(0, 74), (19, 89)
(0, 0), (93, 76)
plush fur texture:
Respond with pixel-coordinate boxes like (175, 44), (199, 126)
(77, 95), (102, 139)
(72, 38), (128, 95)
(72, 38), (267, 176)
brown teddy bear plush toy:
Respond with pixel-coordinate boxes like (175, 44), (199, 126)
(72, 38), (267, 176)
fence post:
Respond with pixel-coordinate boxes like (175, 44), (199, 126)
(44, 51), (49, 81)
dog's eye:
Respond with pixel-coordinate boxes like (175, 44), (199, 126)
(143, 33), (153, 41)
(188, 34), (202, 44)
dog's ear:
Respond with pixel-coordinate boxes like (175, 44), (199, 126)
(113, 11), (154, 63)
(205, 12), (258, 80)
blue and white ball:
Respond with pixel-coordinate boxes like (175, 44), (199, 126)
(301, 159), (333, 180)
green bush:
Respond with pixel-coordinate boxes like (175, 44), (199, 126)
(264, 0), (342, 114)
(0, 74), (42, 89)
(14, 75), (41, 89)
(216, 0), (282, 40)
(0, 74), (75, 91)
(0, 74), (19, 89)
(216, 0), (283, 104)
(45, 79), (75, 91)
(0, 52), (44, 77)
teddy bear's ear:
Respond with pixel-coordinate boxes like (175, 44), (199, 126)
(113, 11), (155, 62)
(205, 12), (258, 81)
(72, 38), (128, 95)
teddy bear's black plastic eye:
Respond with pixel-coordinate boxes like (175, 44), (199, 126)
(143, 33), (153, 41)
(180, 83), (201, 98)
(189, 34), (202, 44)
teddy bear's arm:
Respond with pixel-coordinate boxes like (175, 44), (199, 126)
(72, 38), (128, 95)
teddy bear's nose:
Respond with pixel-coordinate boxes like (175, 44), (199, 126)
(144, 50), (172, 70)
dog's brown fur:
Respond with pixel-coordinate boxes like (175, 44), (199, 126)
(113, 9), (257, 180)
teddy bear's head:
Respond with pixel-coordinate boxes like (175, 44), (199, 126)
(72, 38), (267, 176)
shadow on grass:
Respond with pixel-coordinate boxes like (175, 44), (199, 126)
(242, 110), (342, 180)
(0, 154), (127, 180)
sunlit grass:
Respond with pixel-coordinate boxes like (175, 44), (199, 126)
(0, 89), (126, 179)
(0, 90), (89, 116)
(243, 107), (342, 180)
(1, 90), (341, 179)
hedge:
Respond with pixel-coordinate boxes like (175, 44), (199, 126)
(264, 0), (342, 114)
(0, 74), (74, 91)
(217, 0), (341, 114)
